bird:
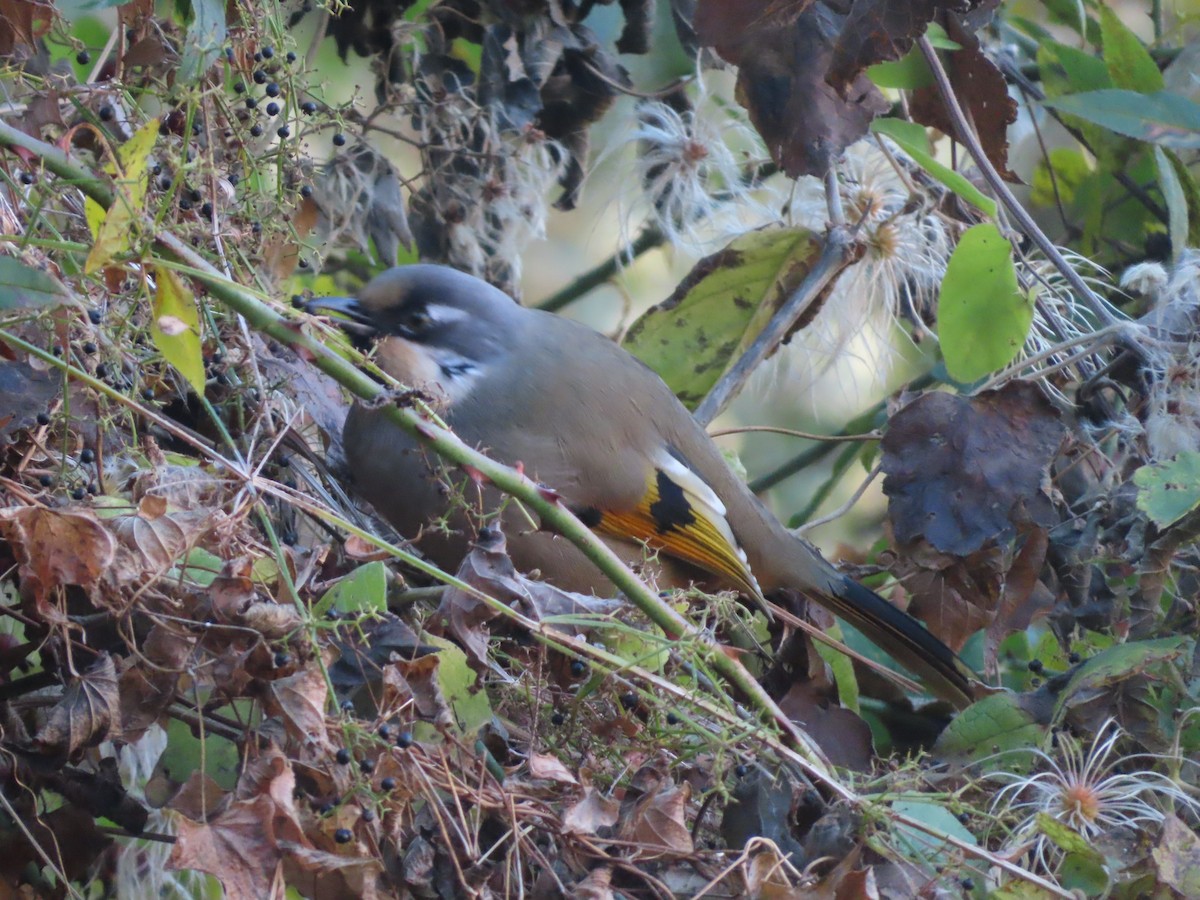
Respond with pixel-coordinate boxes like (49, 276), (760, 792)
(309, 264), (976, 708)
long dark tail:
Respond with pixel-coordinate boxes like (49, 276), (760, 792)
(819, 577), (976, 709)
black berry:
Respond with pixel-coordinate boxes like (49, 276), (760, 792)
(335, 748), (351, 765)
(332, 132), (346, 147)
(334, 828), (352, 844)
(80, 448), (95, 464)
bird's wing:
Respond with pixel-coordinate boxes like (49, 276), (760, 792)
(586, 449), (762, 599)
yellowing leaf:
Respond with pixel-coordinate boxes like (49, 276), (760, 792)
(622, 228), (825, 409)
(152, 267), (205, 396)
(85, 119), (160, 273)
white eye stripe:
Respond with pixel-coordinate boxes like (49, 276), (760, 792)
(422, 304), (473, 326)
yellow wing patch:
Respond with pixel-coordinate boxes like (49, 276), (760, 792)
(590, 454), (761, 599)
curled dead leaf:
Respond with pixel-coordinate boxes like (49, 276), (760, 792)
(0, 505), (116, 612)
(33, 653), (120, 760)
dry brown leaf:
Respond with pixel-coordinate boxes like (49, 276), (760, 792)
(268, 664), (335, 761)
(0, 505), (116, 617)
(571, 865), (615, 900)
(528, 752), (578, 785)
(169, 794), (290, 900)
(111, 496), (214, 573)
(624, 782), (694, 858)
(563, 787), (620, 836)
(32, 652), (120, 759)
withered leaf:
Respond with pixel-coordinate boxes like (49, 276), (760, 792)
(777, 682), (873, 772)
(0, 505), (116, 612)
(111, 497), (215, 574)
(881, 382), (1065, 556)
(910, 13), (1018, 181)
(267, 665), (335, 761)
(436, 529), (623, 668)
(33, 653), (120, 759)
(623, 781), (694, 858)
(169, 794), (289, 900)
(696, 0), (889, 177)
(528, 752), (579, 785)
(563, 786), (621, 836)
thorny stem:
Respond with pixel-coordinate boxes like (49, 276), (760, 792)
(916, 37), (1120, 329)
(0, 117), (833, 773)
(0, 119), (1079, 900)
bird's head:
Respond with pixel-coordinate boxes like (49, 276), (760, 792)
(307, 264), (522, 401)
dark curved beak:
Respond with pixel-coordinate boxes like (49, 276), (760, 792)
(305, 296), (378, 338)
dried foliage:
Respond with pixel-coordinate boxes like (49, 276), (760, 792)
(0, 0), (1198, 898)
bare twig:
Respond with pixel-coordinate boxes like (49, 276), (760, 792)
(916, 37), (1120, 328)
(693, 227), (857, 426)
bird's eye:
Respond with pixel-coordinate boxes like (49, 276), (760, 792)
(399, 308), (433, 337)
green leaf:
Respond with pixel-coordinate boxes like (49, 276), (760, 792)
(1030, 147), (1092, 208)
(622, 228), (824, 409)
(1155, 147), (1188, 263)
(169, 547), (223, 586)
(932, 691), (1046, 771)
(1054, 637), (1192, 721)
(891, 800), (979, 871)
(151, 266), (206, 396)
(1041, 0), (1102, 44)
(313, 561), (388, 618)
(1162, 149), (1200, 251)
(151, 713), (242, 796)
(0, 258), (71, 309)
(178, 0), (228, 85)
(1038, 42), (1112, 99)
(1035, 813), (1093, 855)
(1061, 850), (1112, 895)
(868, 47), (932, 89)
(813, 623), (860, 714)
(1099, 6), (1163, 94)
(870, 118), (997, 216)
(1134, 451), (1200, 527)
(1044, 90), (1200, 149)
(936, 223), (1029, 382)
(426, 637), (492, 736)
(924, 22), (960, 51)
